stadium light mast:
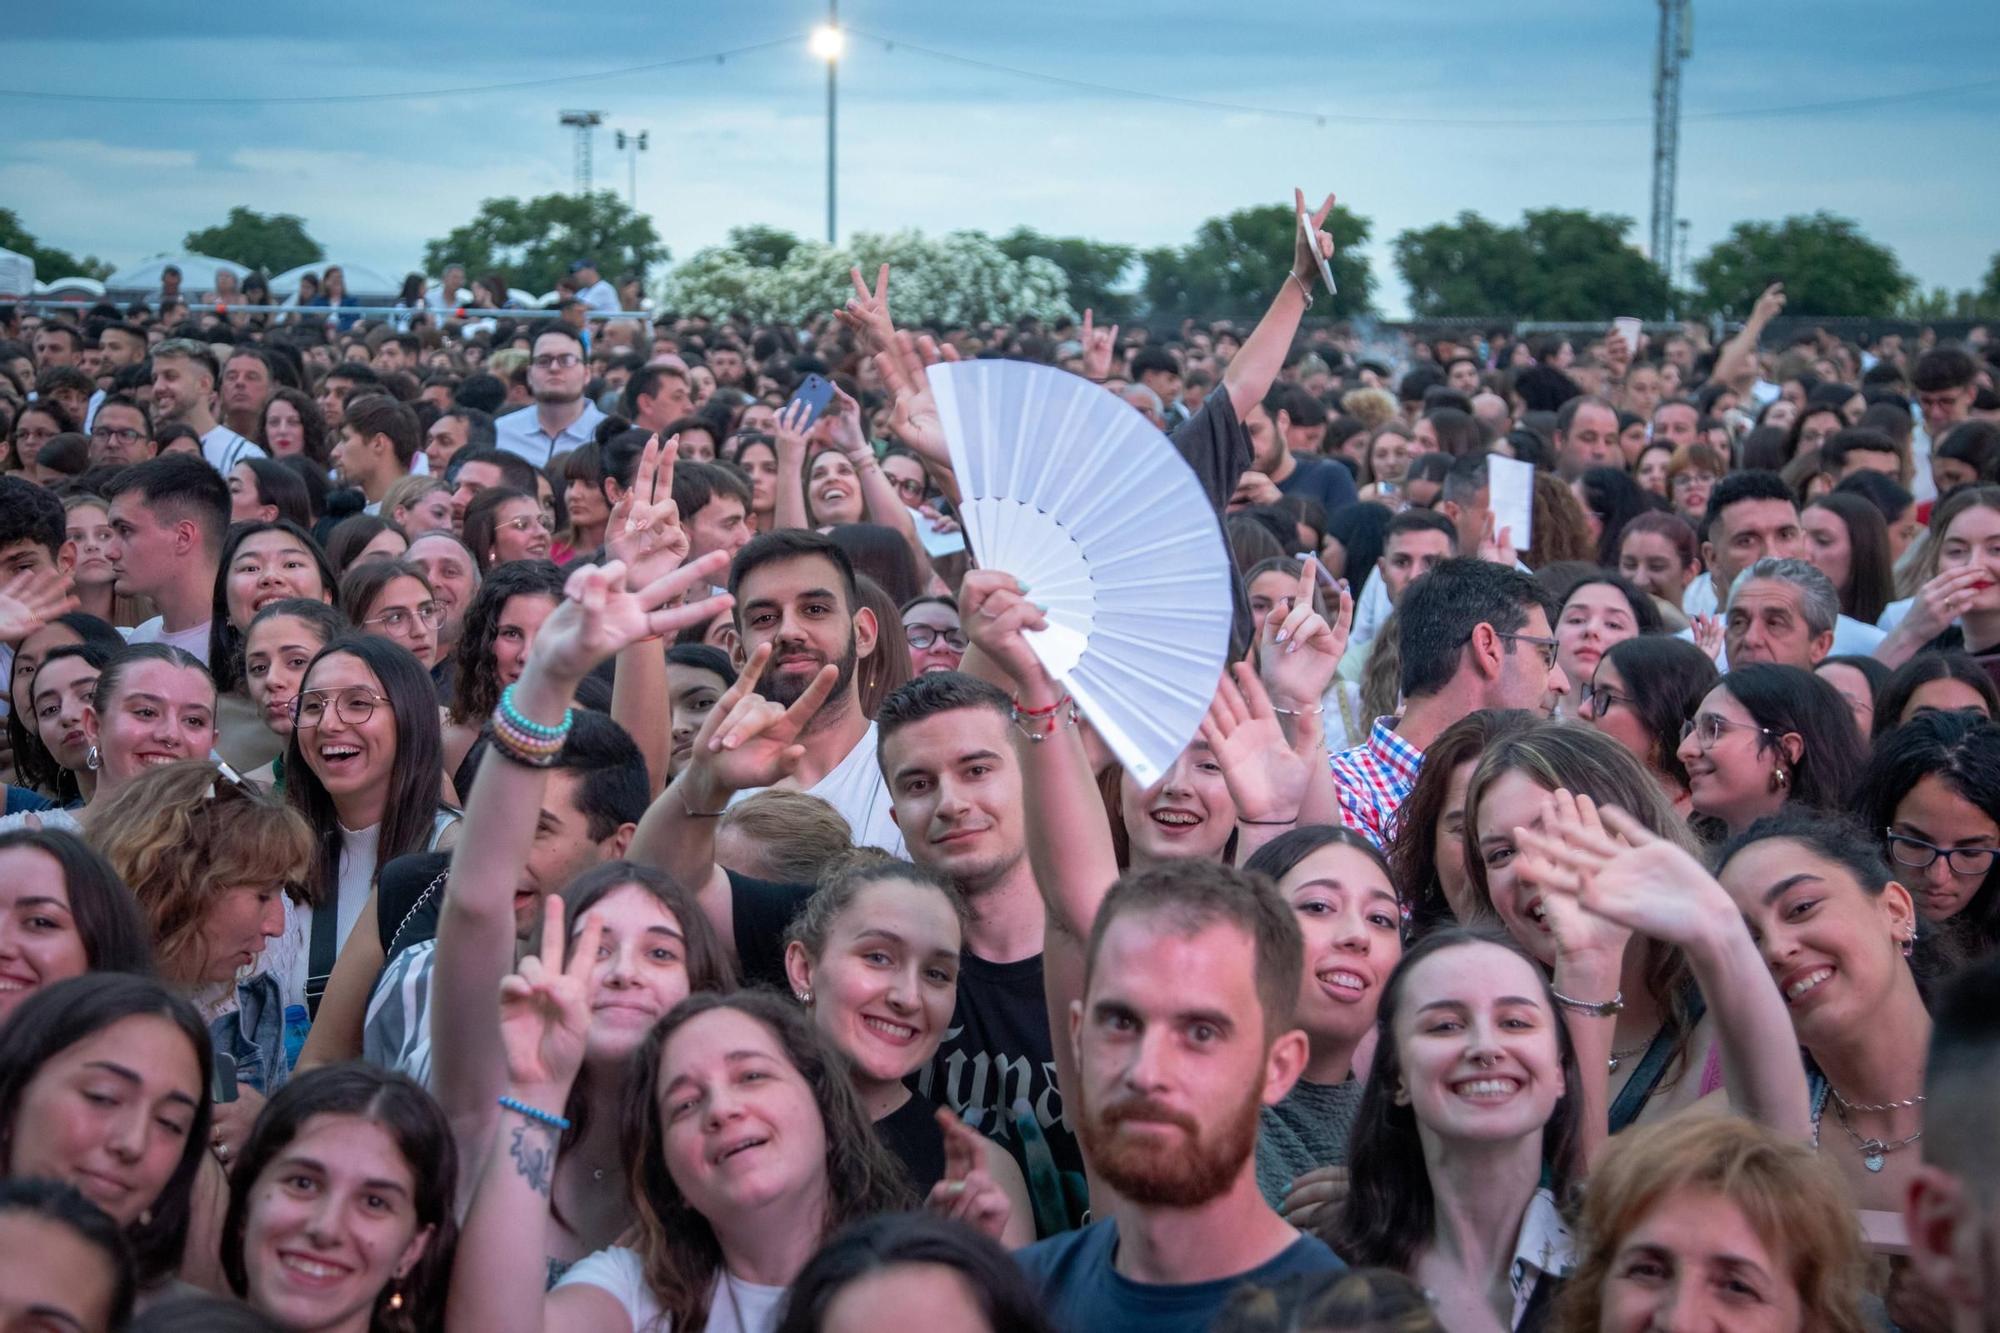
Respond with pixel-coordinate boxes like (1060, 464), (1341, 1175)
(1650, 0), (1691, 313)
(810, 1), (845, 243)
(615, 129), (649, 208)
(560, 109), (606, 195)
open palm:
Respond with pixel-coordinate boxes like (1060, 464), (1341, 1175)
(1202, 663), (1316, 823)
(0, 568), (77, 642)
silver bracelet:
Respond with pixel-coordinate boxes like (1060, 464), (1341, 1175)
(1549, 987), (1624, 1018)
(1286, 270), (1314, 309)
(1270, 703), (1325, 717)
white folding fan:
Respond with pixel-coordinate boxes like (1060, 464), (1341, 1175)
(927, 359), (1234, 788)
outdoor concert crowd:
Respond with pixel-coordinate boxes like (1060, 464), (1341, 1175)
(0, 194), (1995, 1333)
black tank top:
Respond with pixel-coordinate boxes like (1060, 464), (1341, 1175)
(874, 1092), (947, 1196)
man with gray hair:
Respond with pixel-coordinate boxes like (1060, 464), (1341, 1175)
(1723, 557), (1840, 668)
(1119, 380), (1167, 429)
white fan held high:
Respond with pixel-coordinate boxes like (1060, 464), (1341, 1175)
(928, 360), (1234, 788)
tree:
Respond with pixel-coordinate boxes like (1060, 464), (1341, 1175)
(0, 209), (112, 281)
(724, 225), (802, 270)
(1142, 203), (1375, 319)
(1693, 212), (1911, 318)
(996, 228), (1137, 321)
(183, 207), (323, 276)
(660, 230), (1072, 326)
(1979, 250), (2000, 312)
(1393, 208), (1668, 319)
(421, 192), (667, 297)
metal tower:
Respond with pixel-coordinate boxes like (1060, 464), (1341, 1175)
(559, 110), (606, 195)
(1650, 0), (1691, 287)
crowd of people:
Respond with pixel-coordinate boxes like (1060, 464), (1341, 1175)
(0, 193), (1997, 1333)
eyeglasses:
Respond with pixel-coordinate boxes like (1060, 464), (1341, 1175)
(1578, 682), (1629, 715)
(889, 476), (927, 499)
(292, 688), (392, 728)
(1670, 470), (1718, 492)
(89, 425), (145, 445)
(904, 625), (967, 651)
(1679, 713), (1775, 751)
(362, 602), (444, 633)
(531, 353), (582, 371)
(1497, 631), (1559, 670)
(1885, 831), (2000, 877)
(499, 515), (555, 536)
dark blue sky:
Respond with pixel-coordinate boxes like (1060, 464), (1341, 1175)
(5, 1), (1995, 314)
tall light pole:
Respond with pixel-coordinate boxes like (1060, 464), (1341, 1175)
(614, 129), (649, 209)
(810, 4), (844, 244)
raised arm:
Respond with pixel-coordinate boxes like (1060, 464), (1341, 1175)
(771, 398), (814, 533)
(1225, 188), (1336, 416)
(873, 329), (964, 508)
(1257, 560), (1352, 829)
(1515, 794), (1812, 1142)
(447, 899), (628, 1333)
(1713, 283), (1786, 397)
(1203, 663), (1326, 862)
(605, 436), (684, 798)
(826, 383), (936, 585)
(628, 645), (840, 963)
(431, 500), (727, 1147)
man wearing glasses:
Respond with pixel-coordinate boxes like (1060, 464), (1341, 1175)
(87, 395), (157, 467)
(1327, 557), (1565, 850)
(494, 323), (605, 468)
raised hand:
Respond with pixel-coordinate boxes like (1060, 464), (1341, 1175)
(823, 383), (871, 462)
(689, 642), (839, 794)
(496, 894), (603, 1097)
(1201, 662), (1320, 824)
(1258, 559), (1349, 713)
(1080, 308), (1119, 382)
(1510, 789), (1632, 965)
(1750, 282), (1787, 327)
(1475, 512), (1516, 566)
(834, 263), (895, 356)
(1292, 188), (1337, 291)
(924, 1108), (1012, 1242)
(959, 568), (1051, 693)
(772, 396), (813, 460)
(873, 330), (952, 467)
(529, 555), (732, 684)
(1689, 613), (1724, 662)
(1511, 793), (1734, 952)
(0, 567), (78, 642)
(1602, 326), (1633, 380)
(1899, 564), (1988, 644)
(604, 433), (690, 587)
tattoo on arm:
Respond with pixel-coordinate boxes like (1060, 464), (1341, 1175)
(509, 1121), (559, 1197)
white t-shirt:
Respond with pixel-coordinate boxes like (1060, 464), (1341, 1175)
(575, 279), (621, 313)
(727, 720), (905, 857)
(554, 1247), (785, 1332)
(127, 617), (214, 665)
(202, 424), (265, 475)
(275, 823), (380, 1010)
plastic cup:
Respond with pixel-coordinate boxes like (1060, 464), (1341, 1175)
(1612, 316), (1643, 356)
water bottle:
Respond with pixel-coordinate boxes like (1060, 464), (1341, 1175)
(282, 1005), (311, 1072)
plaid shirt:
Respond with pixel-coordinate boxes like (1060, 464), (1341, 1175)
(1329, 716), (1426, 851)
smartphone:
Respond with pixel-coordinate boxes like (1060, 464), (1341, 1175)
(784, 373), (836, 432)
(1297, 204), (1338, 297)
(211, 1050), (239, 1104)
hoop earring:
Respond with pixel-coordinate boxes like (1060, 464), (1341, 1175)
(1902, 931), (1915, 959)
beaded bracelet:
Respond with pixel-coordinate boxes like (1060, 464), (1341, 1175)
(492, 709), (566, 753)
(1012, 693), (1071, 718)
(499, 1095), (572, 1132)
(489, 715), (567, 769)
(499, 684), (574, 740)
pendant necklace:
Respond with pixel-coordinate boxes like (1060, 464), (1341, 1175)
(1829, 1088), (1924, 1172)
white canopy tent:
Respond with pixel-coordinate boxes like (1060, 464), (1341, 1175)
(104, 253), (248, 297)
(269, 261), (403, 300)
(35, 277), (106, 300)
(0, 247), (33, 297)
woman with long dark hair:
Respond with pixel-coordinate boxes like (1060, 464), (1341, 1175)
(0, 973), (212, 1297)
(281, 636), (455, 1022)
(209, 521), (338, 771)
(222, 1065), (458, 1333)
(20, 642), (111, 811)
(1326, 928), (1588, 1330)
(0, 1178), (139, 1333)
(441, 560), (566, 791)
(227, 459), (315, 531)
(5, 613), (124, 807)
(338, 560), (442, 671)
(774, 1213), (1056, 1333)
(1859, 709), (2000, 958)
(1574, 466), (1653, 568)
(1550, 573), (1658, 721)
(1713, 812), (1935, 1221)
(0, 827), (152, 1023)
(1675, 664), (1866, 837)
(1802, 492), (1894, 626)
(1387, 710), (1539, 932)
(450, 983), (912, 1332)
(257, 387), (331, 466)
(1577, 636), (1716, 816)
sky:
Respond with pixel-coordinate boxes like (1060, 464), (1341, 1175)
(4, 1), (1997, 317)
